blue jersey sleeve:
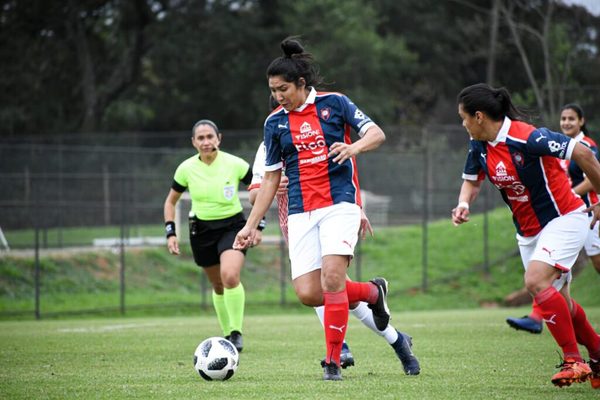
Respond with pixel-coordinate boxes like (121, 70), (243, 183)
(264, 118), (283, 170)
(527, 128), (575, 159)
(462, 140), (484, 181)
(339, 95), (374, 136)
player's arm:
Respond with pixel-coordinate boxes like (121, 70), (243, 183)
(329, 125), (386, 165)
(573, 177), (594, 197)
(571, 142), (600, 227)
(451, 179), (482, 226)
(359, 208), (374, 239)
(234, 169), (281, 249)
(164, 189), (183, 255)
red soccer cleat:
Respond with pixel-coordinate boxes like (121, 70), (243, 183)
(551, 358), (591, 387)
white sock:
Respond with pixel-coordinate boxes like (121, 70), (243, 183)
(350, 302), (399, 344)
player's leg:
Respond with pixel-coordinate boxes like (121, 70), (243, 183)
(190, 233), (232, 338)
(315, 305), (355, 368)
(349, 301), (420, 375)
(202, 264), (230, 337)
(584, 222), (600, 275)
(219, 248), (246, 352)
(523, 211), (591, 387)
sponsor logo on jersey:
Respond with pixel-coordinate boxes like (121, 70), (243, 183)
(495, 161), (507, 177)
(295, 120), (327, 156)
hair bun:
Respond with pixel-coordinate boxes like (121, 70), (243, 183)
(281, 38), (304, 58)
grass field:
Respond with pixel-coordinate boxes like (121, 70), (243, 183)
(1, 308), (599, 399)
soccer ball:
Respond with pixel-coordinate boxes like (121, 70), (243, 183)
(193, 337), (239, 381)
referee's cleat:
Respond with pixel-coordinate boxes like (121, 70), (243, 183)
(228, 330), (243, 353)
(368, 278), (390, 331)
(506, 315), (543, 334)
(321, 360), (343, 381)
(391, 331), (421, 375)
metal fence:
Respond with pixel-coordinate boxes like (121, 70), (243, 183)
(0, 126), (510, 318)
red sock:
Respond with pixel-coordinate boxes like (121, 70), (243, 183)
(571, 299), (600, 360)
(535, 287), (581, 362)
(323, 290), (349, 366)
(345, 280), (378, 304)
(530, 299), (542, 321)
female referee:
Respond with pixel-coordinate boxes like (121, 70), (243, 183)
(163, 119), (260, 353)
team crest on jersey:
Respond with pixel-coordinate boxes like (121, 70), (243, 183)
(223, 184), (235, 201)
(320, 107), (331, 121)
(511, 151), (524, 167)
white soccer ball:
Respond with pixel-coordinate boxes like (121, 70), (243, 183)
(193, 337), (239, 381)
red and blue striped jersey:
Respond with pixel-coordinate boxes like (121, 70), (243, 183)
(263, 88), (375, 215)
(463, 118), (583, 237)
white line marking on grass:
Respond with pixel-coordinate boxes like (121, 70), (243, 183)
(58, 323), (159, 333)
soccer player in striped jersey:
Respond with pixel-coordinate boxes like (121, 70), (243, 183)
(505, 104), (600, 389)
(452, 84), (600, 388)
(234, 37), (396, 381)
(249, 140), (420, 375)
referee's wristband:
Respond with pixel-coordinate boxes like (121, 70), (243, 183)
(257, 217), (266, 231)
(457, 201), (469, 210)
(165, 221), (176, 238)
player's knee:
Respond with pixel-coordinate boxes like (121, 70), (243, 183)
(294, 287), (322, 306)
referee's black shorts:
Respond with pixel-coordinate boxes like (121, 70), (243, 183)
(189, 212), (247, 267)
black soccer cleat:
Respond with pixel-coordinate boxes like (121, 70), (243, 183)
(506, 316), (543, 334)
(228, 330), (243, 353)
(320, 342), (355, 369)
(391, 331), (421, 375)
(321, 360), (343, 381)
(368, 277), (391, 331)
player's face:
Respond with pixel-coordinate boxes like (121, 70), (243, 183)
(458, 104), (483, 140)
(560, 108), (584, 138)
(192, 125), (220, 155)
(268, 75), (307, 112)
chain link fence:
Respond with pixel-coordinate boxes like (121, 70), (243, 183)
(0, 126), (510, 318)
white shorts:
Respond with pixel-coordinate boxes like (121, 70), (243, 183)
(584, 219), (600, 257)
(516, 208), (588, 290)
(287, 202), (361, 280)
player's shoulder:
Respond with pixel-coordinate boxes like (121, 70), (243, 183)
(264, 106), (286, 127)
(219, 150), (248, 165)
(507, 120), (537, 142)
(582, 134), (598, 148)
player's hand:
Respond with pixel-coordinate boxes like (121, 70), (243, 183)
(277, 175), (289, 196)
(451, 204), (470, 226)
(583, 201), (600, 231)
(233, 226), (257, 250)
(329, 142), (358, 164)
(359, 210), (374, 240)
(167, 236), (180, 255)
(252, 230), (263, 247)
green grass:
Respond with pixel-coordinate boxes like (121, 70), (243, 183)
(2, 207), (600, 317)
(1, 309), (599, 399)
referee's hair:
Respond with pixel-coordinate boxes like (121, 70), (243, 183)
(192, 119), (219, 136)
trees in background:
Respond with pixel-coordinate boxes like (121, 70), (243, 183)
(1, 0), (599, 135)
